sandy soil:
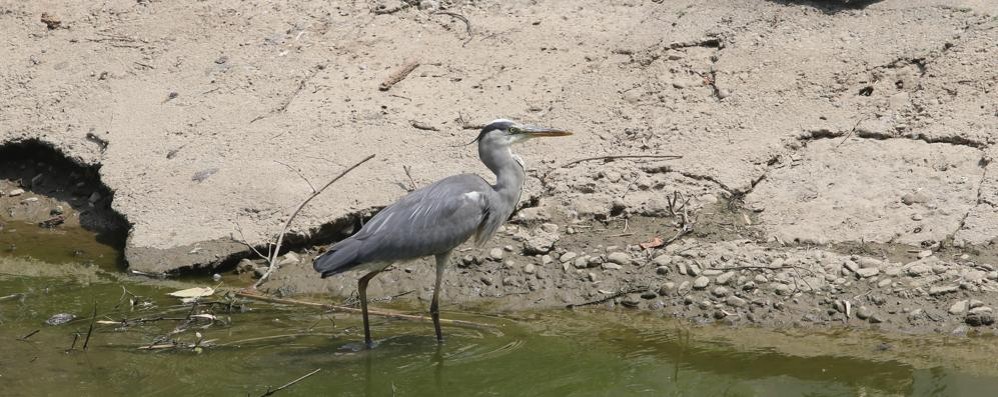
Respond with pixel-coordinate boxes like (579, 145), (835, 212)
(2, 0), (998, 333)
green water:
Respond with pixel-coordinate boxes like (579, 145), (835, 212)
(3, 236), (998, 396)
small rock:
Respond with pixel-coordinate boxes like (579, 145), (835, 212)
(278, 252), (300, 266)
(949, 300), (969, 315)
(856, 306), (872, 320)
(602, 263), (622, 270)
(677, 262), (688, 275)
(711, 286), (730, 297)
(907, 263), (932, 276)
(693, 276), (710, 289)
(929, 285), (959, 296)
(877, 278), (892, 288)
(856, 257), (881, 269)
(236, 259), (256, 274)
(917, 250), (933, 259)
(843, 260), (860, 274)
(480, 276), (493, 286)
(88, 191), (102, 204)
(489, 248), (504, 261)
(541, 255), (553, 265)
(45, 313), (76, 326)
(726, 296), (747, 308)
(587, 272), (597, 282)
(606, 252), (632, 266)
(754, 274), (769, 283)
(687, 263), (702, 276)
(966, 311), (995, 327)
(656, 266), (670, 275)
(969, 300), (984, 309)
(716, 272), (735, 285)
(574, 257), (589, 269)
(856, 268), (880, 278)
(8, 188), (24, 197)
(713, 310), (727, 320)
(653, 255), (672, 267)
(659, 282), (676, 296)
(901, 192), (928, 206)
(869, 314), (884, 324)
(523, 263), (536, 274)
(640, 291), (657, 300)
(212, 273), (222, 282)
(560, 252), (577, 263)
(774, 284), (792, 296)
(677, 281), (691, 294)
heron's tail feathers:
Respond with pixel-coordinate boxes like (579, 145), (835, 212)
(313, 240), (362, 278)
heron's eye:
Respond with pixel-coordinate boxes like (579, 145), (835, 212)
(508, 127), (521, 134)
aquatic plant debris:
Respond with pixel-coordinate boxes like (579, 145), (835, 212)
(167, 287), (215, 299)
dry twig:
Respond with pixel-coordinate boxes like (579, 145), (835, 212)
(253, 154), (376, 289)
(432, 11), (473, 45)
(560, 154), (683, 169)
(565, 286), (649, 309)
(260, 368), (321, 397)
(379, 60), (420, 91)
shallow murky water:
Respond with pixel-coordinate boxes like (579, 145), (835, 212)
(3, 239), (998, 396)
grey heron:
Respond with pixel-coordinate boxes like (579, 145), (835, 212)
(313, 119), (572, 348)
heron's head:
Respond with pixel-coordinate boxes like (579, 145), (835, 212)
(473, 119), (573, 147)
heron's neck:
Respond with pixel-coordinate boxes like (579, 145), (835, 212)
(481, 145), (524, 205)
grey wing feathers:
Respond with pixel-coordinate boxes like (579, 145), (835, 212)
(313, 174), (494, 277)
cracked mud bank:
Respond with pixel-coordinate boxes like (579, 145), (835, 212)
(2, 0), (998, 334)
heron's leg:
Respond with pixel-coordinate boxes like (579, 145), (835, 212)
(431, 251), (452, 342)
(358, 270), (382, 349)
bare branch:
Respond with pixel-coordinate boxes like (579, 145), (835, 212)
(253, 154), (376, 288)
(560, 154), (683, 169)
(260, 369), (321, 397)
(274, 160), (317, 193)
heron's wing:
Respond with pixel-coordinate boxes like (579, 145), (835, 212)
(344, 174), (494, 263)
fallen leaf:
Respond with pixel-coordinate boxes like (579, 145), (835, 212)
(167, 287), (214, 298)
(640, 237), (664, 249)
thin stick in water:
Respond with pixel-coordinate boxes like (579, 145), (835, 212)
(83, 301), (97, 351)
(260, 368), (321, 397)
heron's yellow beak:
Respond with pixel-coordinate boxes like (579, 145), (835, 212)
(523, 126), (573, 137)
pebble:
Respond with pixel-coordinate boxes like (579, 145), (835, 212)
(877, 278), (892, 288)
(45, 313), (76, 326)
(773, 284), (792, 296)
(726, 296), (747, 308)
(653, 255), (672, 266)
(754, 274), (769, 284)
(523, 263), (536, 274)
(949, 300), (969, 315)
(711, 286), (730, 297)
(688, 263), (702, 276)
(716, 272), (735, 285)
(677, 262), (688, 275)
(655, 266), (670, 275)
(907, 263), (932, 276)
(606, 252), (632, 266)
(929, 285), (959, 295)
(856, 257), (882, 269)
(640, 291), (657, 300)
(902, 192), (928, 206)
(917, 250), (933, 259)
(856, 306), (873, 320)
(856, 268), (880, 278)
(587, 272), (597, 282)
(693, 276), (710, 289)
(489, 248), (504, 261)
(574, 257), (589, 269)
(541, 255), (553, 265)
(560, 252), (578, 262)
(677, 280), (691, 294)
(8, 188), (24, 196)
(659, 282), (676, 296)
(966, 311), (995, 327)
(602, 263), (622, 270)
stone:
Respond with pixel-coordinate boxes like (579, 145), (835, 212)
(587, 272), (597, 282)
(8, 188), (24, 197)
(523, 263), (536, 274)
(929, 285), (959, 295)
(523, 229), (559, 255)
(949, 300), (969, 315)
(877, 278), (892, 288)
(640, 291), (657, 300)
(560, 252), (578, 263)
(966, 311), (995, 327)
(716, 272), (735, 285)
(917, 250), (933, 259)
(688, 263), (702, 276)
(655, 266), (670, 275)
(856, 257), (882, 269)
(489, 248), (504, 261)
(653, 255), (672, 267)
(856, 268), (880, 278)
(45, 313), (76, 326)
(574, 257), (589, 269)
(235, 259), (256, 274)
(702, 269), (722, 277)
(969, 300), (985, 309)
(606, 252), (631, 266)
(843, 260), (860, 274)
(856, 306), (872, 320)
(907, 263), (932, 276)
(693, 276), (710, 289)
(88, 191), (101, 204)
(677, 262), (688, 275)
(659, 282), (676, 296)
(541, 255), (553, 265)
(901, 192), (928, 206)
(677, 281), (691, 294)
(711, 286), (730, 297)
(726, 296), (747, 308)
(278, 252), (300, 266)
(774, 283), (792, 296)
(602, 263), (622, 270)
(754, 274), (769, 283)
